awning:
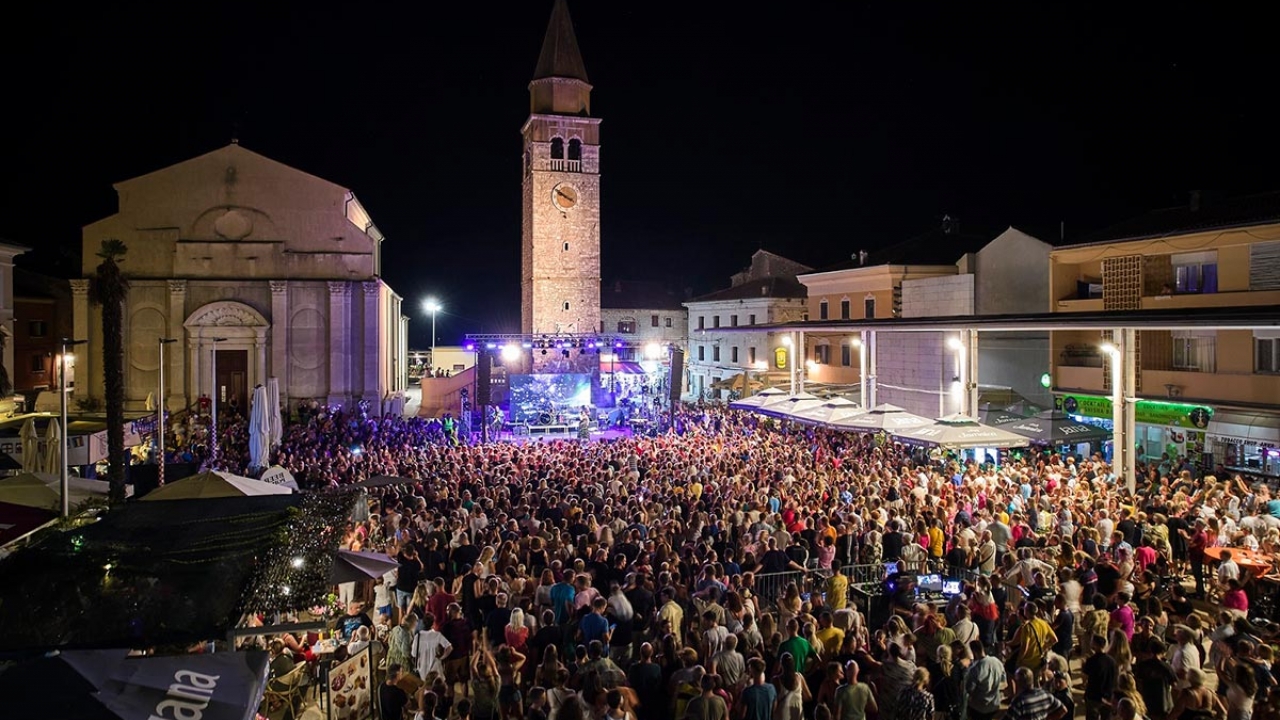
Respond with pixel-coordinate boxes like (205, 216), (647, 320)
(893, 414), (1031, 449)
(1208, 410), (1280, 445)
(996, 410), (1112, 446)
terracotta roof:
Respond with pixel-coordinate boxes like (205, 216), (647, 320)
(533, 0), (589, 83)
(1068, 190), (1280, 246)
(687, 276), (808, 303)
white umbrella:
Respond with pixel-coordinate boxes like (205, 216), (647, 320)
(891, 413), (1031, 449)
(827, 403), (933, 432)
(266, 377), (282, 447)
(42, 419), (61, 476)
(248, 385), (270, 471)
(759, 392), (825, 419)
(19, 418), (39, 473)
(144, 392), (156, 411)
(727, 386), (786, 410)
(788, 397), (863, 425)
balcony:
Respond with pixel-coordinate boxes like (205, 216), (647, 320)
(549, 159), (581, 172)
(1141, 289), (1280, 310)
(1054, 298), (1103, 312)
(1142, 369), (1280, 408)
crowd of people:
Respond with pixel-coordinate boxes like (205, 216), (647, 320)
(242, 403), (1280, 720)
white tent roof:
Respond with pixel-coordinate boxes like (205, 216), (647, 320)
(828, 403), (933, 432)
(758, 392), (826, 419)
(140, 470), (293, 501)
(728, 387), (787, 410)
(788, 397), (864, 426)
(891, 414), (1031, 449)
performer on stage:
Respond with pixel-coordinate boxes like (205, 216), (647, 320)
(577, 407), (591, 440)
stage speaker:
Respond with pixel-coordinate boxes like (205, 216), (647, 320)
(668, 349), (684, 405)
(476, 353), (492, 406)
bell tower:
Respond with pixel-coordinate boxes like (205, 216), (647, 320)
(521, 0), (601, 338)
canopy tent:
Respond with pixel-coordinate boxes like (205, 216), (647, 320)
(892, 413), (1031, 449)
(0, 647), (269, 720)
(758, 392), (825, 419)
(787, 397), (864, 426)
(259, 465), (299, 490)
(728, 386), (787, 410)
(0, 471), (114, 511)
(0, 501), (57, 547)
(995, 409), (1112, 446)
(139, 470), (292, 501)
(42, 417), (61, 475)
(247, 385), (270, 471)
(20, 417), (39, 472)
(0, 449), (22, 472)
(330, 549), (401, 584)
(979, 407), (1029, 426)
(828, 403), (933, 432)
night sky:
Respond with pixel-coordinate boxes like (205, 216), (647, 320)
(4, 2), (1276, 347)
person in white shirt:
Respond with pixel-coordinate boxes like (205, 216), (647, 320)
(1171, 625), (1202, 689)
(413, 612), (453, 681)
(1218, 550), (1242, 589)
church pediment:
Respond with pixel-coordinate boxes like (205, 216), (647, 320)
(184, 300), (269, 328)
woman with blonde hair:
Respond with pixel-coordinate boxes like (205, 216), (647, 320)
(504, 607), (529, 652)
(898, 667), (935, 720)
(1113, 672), (1147, 719)
(1108, 628), (1132, 669)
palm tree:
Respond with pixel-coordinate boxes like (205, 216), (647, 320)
(91, 239), (130, 503)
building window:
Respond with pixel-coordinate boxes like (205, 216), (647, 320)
(731, 346), (739, 363)
(563, 242), (569, 252)
(864, 297), (876, 319)
(815, 345), (831, 364)
(713, 316), (721, 329)
(31, 354), (45, 374)
(665, 317), (673, 328)
(841, 344), (852, 366)
(819, 300), (829, 320)
(563, 301), (570, 311)
(698, 346), (705, 362)
(1257, 336), (1280, 374)
(651, 315), (659, 327)
(1172, 333), (1216, 372)
(731, 314), (738, 327)
(698, 316), (705, 330)
(840, 299), (851, 320)
(28, 320), (47, 337)
(617, 319), (637, 334)
(1172, 251), (1218, 294)
(748, 346), (757, 365)
(713, 345), (721, 362)
(550, 137), (565, 160)
(568, 138), (582, 161)
(749, 314), (756, 325)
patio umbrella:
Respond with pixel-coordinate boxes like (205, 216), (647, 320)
(728, 386), (787, 410)
(892, 413), (1031, 449)
(140, 470), (292, 500)
(788, 397), (864, 426)
(42, 418), (61, 476)
(828, 403), (932, 432)
(19, 418), (39, 472)
(248, 384), (271, 471)
(330, 549), (402, 584)
(759, 392), (825, 419)
(995, 409), (1112, 446)
(266, 377), (282, 448)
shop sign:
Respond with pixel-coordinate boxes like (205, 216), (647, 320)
(1055, 393), (1213, 429)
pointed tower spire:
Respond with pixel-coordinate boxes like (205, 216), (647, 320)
(533, 0), (588, 83)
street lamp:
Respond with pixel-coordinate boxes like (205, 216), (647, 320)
(157, 337), (177, 486)
(423, 299), (442, 372)
(209, 337), (228, 468)
(59, 338), (87, 518)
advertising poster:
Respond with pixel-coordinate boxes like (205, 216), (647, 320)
(328, 649), (372, 720)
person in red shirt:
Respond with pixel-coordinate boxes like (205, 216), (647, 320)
(1222, 578), (1249, 616)
(1133, 538), (1158, 575)
(1182, 518), (1209, 598)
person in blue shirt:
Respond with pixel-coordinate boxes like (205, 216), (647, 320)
(549, 571), (576, 625)
(578, 597), (612, 652)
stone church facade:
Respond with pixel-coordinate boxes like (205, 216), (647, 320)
(74, 143), (409, 415)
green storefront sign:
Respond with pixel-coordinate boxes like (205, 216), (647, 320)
(1055, 394), (1213, 429)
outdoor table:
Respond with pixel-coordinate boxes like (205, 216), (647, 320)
(1204, 546), (1275, 578)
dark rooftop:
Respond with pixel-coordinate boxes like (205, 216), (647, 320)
(601, 280), (688, 310)
(687, 276), (807, 303)
(1067, 190), (1280, 246)
(532, 0), (589, 83)
(810, 216), (992, 273)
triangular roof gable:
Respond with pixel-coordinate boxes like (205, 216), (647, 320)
(113, 143), (350, 196)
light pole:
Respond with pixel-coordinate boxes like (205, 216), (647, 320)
(853, 336), (866, 407)
(423, 299), (441, 373)
(948, 336), (965, 416)
(157, 337), (177, 486)
(209, 337), (228, 468)
(59, 338), (87, 518)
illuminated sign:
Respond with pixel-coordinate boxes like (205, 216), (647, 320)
(1055, 394), (1213, 428)
(774, 347), (788, 369)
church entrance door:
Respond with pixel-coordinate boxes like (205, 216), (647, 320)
(216, 349), (248, 419)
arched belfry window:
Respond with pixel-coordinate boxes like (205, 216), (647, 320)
(550, 137), (564, 160)
(568, 138), (582, 161)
